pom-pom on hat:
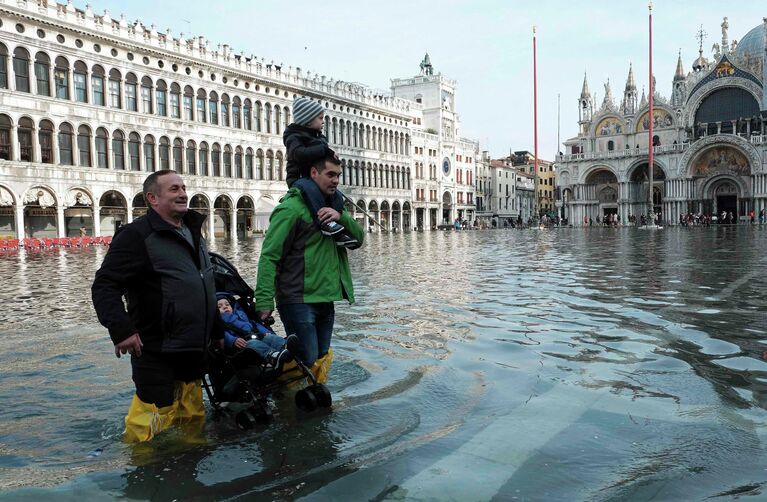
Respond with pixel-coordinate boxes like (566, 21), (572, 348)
(292, 96), (324, 126)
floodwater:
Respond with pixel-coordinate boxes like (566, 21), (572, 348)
(1, 226), (767, 501)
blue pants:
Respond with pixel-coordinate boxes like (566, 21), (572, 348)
(292, 178), (345, 227)
(278, 302), (334, 366)
(244, 333), (285, 360)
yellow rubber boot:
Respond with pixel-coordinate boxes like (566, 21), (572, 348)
(176, 380), (206, 443)
(310, 349), (333, 384)
(124, 394), (177, 443)
(176, 380), (205, 422)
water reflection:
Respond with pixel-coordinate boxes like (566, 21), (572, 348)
(1, 227), (767, 499)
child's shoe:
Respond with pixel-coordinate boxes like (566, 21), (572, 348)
(334, 232), (360, 249)
(321, 221), (345, 236)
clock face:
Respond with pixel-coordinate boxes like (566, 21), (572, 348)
(442, 158), (450, 176)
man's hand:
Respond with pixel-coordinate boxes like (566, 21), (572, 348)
(256, 310), (273, 321)
(234, 337), (247, 349)
(317, 207), (341, 225)
(115, 333), (143, 358)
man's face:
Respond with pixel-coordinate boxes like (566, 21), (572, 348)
(306, 113), (324, 131)
(217, 299), (232, 314)
(311, 161), (341, 197)
(147, 173), (188, 221)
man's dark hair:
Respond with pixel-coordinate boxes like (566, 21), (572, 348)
(312, 154), (342, 173)
(143, 170), (177, 199)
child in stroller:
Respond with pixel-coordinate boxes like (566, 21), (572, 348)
(204, 253), (332, 428)
(216, 293), (292, 369)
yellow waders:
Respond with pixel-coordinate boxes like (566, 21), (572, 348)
(123, 380), (205, 443)
(278, 349), (334, 387)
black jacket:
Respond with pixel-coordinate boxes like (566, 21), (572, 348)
(91, 208), (219, 353)
(283, 123), (330, 187)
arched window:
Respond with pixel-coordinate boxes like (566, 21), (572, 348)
(108, 68), (121, 108)
(607, 140), (614, 151)
(232, 97), (241, 128)
(275, 151), (283, 181)
(112, 130), (125, 169)
(264, 103), (272, 134)
(332, 118), (338, 144)
(158, 136), (170, 170)
(338, 120), (345, 146)
(34, 52), (50, 96)
(0, 44), (8, 89)
(245, 147), (254, 179)
(199, 141), (209, 176)
(169, 83), (181, 119)
(77, 125), (92, 166)
(125, 73), (138, 111)
(234, 146), (243, 178)
(129, 132), (141, 171)
(17, 117), (33, 162)
(156, 79), (167, 116)
(95, 127), (108, 168)
(243, 99), (252, 130)
(0, 114), (10, 160)
(208, 91), (219, 125)
(140, 76), (153, 113)
(73, 60), (87, 102)
(58, 123), (74, 165)
(143, 134), (155, 171)
(254, 101), (262, 132)
(274, 106), (281, 134)
(256, 149), (264, 179)
(324, 116), (330, 139)
(211, 143), (221, 176)
(223, 145), (232, 177)
(172, 138), (183, 171)
(186, 140), (196, 174)
(266, 150), (274, 180)
(183, 85), (193, 120)
(221, 94), (230, 127)
(196, 89), (206, 123)
(91, 65), (105, 105)
(12, 47), (30, 92)
(39, 119), (53, 163)
(54, 56), (69, 99)
(284, 106), (290, 128)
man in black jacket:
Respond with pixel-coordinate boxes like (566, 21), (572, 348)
(92, 170), (219, 442)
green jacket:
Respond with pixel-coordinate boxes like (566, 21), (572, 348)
(255, 188), (364, 311)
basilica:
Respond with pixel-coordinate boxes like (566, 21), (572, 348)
(556, 18), (767, 225)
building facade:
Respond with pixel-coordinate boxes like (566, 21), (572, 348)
(0, 0), (419, 239)
(556, 18), (767, 226)
(392, 54), (477, 229)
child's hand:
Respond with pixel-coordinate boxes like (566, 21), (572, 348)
(317, 207), (340, 224)
(234, 338), (247, 349)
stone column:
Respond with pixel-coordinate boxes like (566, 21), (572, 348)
(207, 209), (215, 240)
(126, 206), (133, 224)
(93, 203), (101, 237)
(10, 125), (18, 161)
(56, 204), (65, 238)
(15, 203), (25, 239)
(229, 207), (236, 240)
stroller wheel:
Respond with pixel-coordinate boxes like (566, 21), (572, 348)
(295, 387), (318, 412)
(310, 384), (332, 408)
(235, 409), (255, 430)
(251, 401), (273, 424)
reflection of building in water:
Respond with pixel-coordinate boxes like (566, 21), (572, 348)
(0, 2), (453, 238)
(556, 17), (767, 225)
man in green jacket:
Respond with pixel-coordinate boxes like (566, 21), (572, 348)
(255, 154), (364, 371)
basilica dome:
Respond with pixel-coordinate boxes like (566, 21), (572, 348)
(734, 23), (765, 62)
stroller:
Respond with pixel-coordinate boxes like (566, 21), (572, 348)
(203, 252), (332, 429)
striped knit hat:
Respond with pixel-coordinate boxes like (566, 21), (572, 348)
(292, 97), (324, 126)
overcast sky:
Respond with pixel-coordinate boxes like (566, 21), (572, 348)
(84, 1), (765, 159)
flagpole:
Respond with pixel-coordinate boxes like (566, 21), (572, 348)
(533, 25), (539, 220)
(647, 1), (654, 224)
